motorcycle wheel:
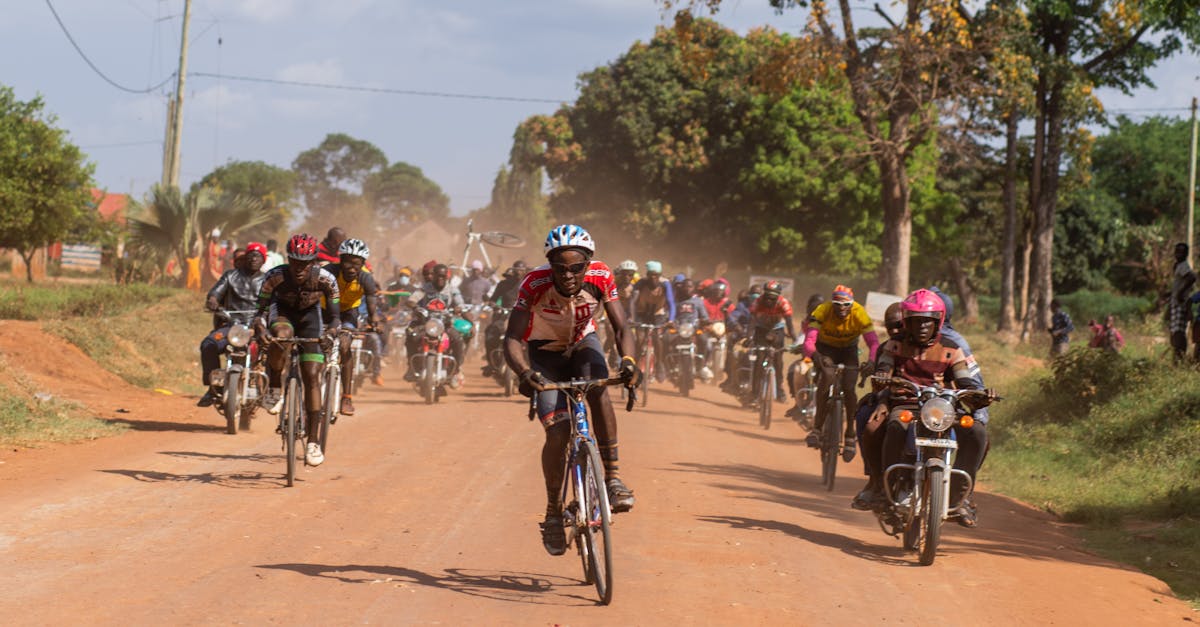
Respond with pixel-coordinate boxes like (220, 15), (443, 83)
(503, 367), (515, 397)
(223, 372), (240, 435)
(680, 357), (693, 398)
(920, 467), (945, 566)
(423, 354), (437, 405)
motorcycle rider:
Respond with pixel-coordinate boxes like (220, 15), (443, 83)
(317, 227), (347, 266)
(671, 277), (713, 381)
(630, 260), (676, 381)
(860, 289), (984, 520)
(502, 224), (641, 556)
(197, 241), (267, 407)
(784, 293), (826, 421)
(461, 259), (493, 306)
(406, 263), (467, 386)
(323, 239), (382, 416)
(722, 284), (762, 392)
(702, 279), (735, 322)
(482, 261), (529, 377)
(749, 281), (795, 403)
(254, 234), (341, 467)
(799, 285), (879, 462)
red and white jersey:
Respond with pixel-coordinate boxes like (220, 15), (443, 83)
(515, 261), (618, 351)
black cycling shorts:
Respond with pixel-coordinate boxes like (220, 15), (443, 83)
(271, 306), (325, 363)
(528, 333), (608, 429)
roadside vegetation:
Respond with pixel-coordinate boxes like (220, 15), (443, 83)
(971, 332), (1200, 606)
(0, 356), (123, 447)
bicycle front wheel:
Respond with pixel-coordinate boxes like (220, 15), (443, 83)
(319, 369), (338, 455)
(639, 348), (652, 408)
(822, 398), (843, 490)
(759, 369), (773, 429)
(284, 377), (300, 487)
(579, 440), (614, 605)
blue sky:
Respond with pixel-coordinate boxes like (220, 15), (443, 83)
(7, 1), (1198, 215)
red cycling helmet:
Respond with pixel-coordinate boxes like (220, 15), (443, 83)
(763, 280), (783, 297)
(900, 288), (945, 325)
(421, 259), (438, 275)
(286, 233), (319, 261)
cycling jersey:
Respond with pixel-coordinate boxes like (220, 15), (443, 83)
(256, 265), (340, 326)
(515, 261), (618, 352)
(807, 301), (873, 347)
(324, 264), (379, 310)
(750, 296), (793, 330)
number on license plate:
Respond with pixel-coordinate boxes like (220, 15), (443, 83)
(914, 437), (957, 449)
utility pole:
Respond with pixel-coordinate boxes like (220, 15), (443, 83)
(1189, 96), (1197, 267)
(161, 0), (193, 189)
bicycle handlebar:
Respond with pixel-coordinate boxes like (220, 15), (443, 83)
(534, 375), (637, 412)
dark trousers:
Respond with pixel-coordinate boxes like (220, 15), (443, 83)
(199, 326), (231, 387)
(813, 343), (858, 437)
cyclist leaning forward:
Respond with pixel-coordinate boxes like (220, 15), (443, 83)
(797, 285), (879, 463)
(322, 238), (382, 416)
(503, 224), (641, 556)
(254, 233), (341, 467)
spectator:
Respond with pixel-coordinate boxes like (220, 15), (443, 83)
(263, 238), (286, 271)
(1167, 242), (1196, 362)
(1048, 299), (1074, 356)
(203, 228), (225, 289)
(1088, 315), (1125, 353)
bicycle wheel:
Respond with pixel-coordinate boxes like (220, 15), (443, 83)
(639, 348), (652, 408)
(480, 231), (526, 248)
(758, 369), (772, 429)
(284, 377), (300, 487)
(579, 440), (614, 605)
(822, 398), (843, 491)
(319, 369), (338, 455)
(223, 371), (240, 435)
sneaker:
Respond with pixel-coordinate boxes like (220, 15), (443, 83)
(340, 395), (355, 416)
(699, 366), (714, 382)
(539, 513), (567, 556)
(403, 369), (417, 382)
(841, 434), (857, 463)
(607, 477), (635, 513)
(805, 431), (821, 449)
(371, 374), (384, 386)
(196, 389), (218, 408)
(305, 442), (324, 466)
(262, 388), (283, 415)
(449, 372), (464, 389)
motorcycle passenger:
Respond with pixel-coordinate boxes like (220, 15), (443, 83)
(630, 260), (676, 381)
(406, 263), (467, 386)
(860, 289), (983, 518)
(849, 301), (905, 509)
(254, 234), (340, 467)
(317, 227), (346, 266)
(799, 285), (879, 461)
(749, 281), (795, 403)
(482, 261), (529, 377)
(672, 277), (713, 380)
(324, 238), (382, 416)
(198, 241), (267, 407)
(503, 224), (641, 556)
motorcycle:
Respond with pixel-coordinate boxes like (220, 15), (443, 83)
(409, 299), (462, 404)
(664, 321), (707, 397)
(871, 376), (998, 565)
(388, 306), (414, 364)
(483, 305), (518, 397)
(208, 309), (266, 434)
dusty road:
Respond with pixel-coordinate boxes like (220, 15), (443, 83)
(0, 356), (1193, 625)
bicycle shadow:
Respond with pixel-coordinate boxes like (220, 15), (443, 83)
(255, 563), (596, 605)
(104, 417), (225, 433)
(696, 514), (916, 567)
(99, 468), (287, 489)
(158, 450), (279, 464)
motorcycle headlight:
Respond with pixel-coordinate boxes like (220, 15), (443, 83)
(424, 319), (444, 338)
(920, 397), (957, 432)
(227, 324), (252, 348)
(678, 322), (695, 338)
(710, 322), (725, 336)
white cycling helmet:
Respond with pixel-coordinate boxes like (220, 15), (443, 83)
(338, 238), (371, 260)
(544, 224), (595, 257)
(617, 259), (638, 273)
(645, 260), (663, 274)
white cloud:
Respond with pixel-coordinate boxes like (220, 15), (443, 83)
(277, 59), (345, 84)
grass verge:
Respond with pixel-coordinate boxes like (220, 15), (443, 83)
(970, 333), (1200, 607)
(0, 357), (125, 447)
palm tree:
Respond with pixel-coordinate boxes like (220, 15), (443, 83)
(127, 184), (273, 284)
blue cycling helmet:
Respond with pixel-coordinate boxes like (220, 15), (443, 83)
(544, 224), (595, 257)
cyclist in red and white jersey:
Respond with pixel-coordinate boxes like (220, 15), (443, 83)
(504, 225), (641, 556)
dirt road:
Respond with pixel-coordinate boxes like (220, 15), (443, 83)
(0, 358), (1192, 625)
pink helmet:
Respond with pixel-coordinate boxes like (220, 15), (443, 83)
(900, 288), (945, 325)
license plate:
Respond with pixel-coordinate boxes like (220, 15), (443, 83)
(915, 437), (957, 449)
(351, 338), (363, 349)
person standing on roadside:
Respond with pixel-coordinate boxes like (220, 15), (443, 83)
(1167, 242), (1196, 362)
(263, 239), (286, 271)
(1048, 299), (1074, 357)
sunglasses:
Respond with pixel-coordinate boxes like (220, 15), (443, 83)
(551, 261), (589, 274)
(833, 301), (853, 308)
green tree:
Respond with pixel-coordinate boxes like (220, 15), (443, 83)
(195, 160), (299, 243)
(364, 161), (451, 227)
(292, 133), (388, 229)
(0, 87), (94, 282)
(1093, 115), (1194, 227)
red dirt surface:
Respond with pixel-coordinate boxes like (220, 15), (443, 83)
(0, 333), (1192, 625)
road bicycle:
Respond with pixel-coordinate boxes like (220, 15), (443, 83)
(270, 336), (330, 487)
(532, 375), (635, 605)
(818, 363), (847, 491)
(633, 323), (661, 408)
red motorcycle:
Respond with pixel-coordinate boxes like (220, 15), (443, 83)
(409, 298), (458, 404)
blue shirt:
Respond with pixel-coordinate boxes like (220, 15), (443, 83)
(1050, 310), (1074, 343)
(941, 323), (988, 425)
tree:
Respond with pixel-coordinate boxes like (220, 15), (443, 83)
(292, 133), (388, 230)
(195, 160), (299, 243)
(364, 161), (451, 227)
(127, 185), (273, 284)
(1021, 0), (1200, 335)
(1093, 115), (1195, 227)
(0, 87), (94, 282)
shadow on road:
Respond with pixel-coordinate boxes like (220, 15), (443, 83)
(99, 468), (285, 489)
(158, 450), (278, 464)
(104, 417), (224, 433)
(255, 563), (596, 605)
(697, 515), (916, 567)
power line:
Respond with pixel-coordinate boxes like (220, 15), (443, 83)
(45, 0), (176, 94)
(190, 71), (569, 104)
(1107, 106), (1191, 113)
